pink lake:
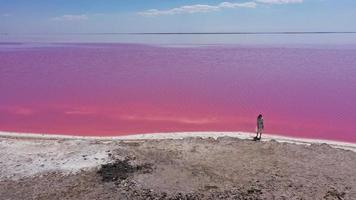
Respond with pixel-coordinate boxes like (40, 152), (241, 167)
(0, 43), (355, 142)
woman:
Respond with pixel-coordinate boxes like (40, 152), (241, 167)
(255, 114), (264, 141)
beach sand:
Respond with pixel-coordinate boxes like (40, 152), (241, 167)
(1, 131), (356, 199)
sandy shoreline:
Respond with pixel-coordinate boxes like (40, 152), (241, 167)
(1, 131), (356, 152)
(1, 131), (356, 199)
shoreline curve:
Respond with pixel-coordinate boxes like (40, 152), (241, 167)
(1, 131), (356, 152)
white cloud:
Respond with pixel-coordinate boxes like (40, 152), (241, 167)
(219, 2), (258, 8)
(139, 0), (304, 16)
(139, 5), (219, 16)
(256, 0), (303, 4)
(139, 1), (257, 16)
(2, 13), (12, 17)
(51, 14), (88, 21)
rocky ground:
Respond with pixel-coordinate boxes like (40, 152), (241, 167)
(1, 135), (356, 199)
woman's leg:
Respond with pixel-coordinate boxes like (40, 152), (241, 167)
(255, 128), (259, 139)
(258, 129), (262, 139)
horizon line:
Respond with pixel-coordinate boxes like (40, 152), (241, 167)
(1, 31), (356, 35)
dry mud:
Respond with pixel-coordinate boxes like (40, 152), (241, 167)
(1, 136), (356, 199)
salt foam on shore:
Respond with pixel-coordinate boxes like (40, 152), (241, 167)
(1, 131), (356, 152)
(1, 130), (356, 181)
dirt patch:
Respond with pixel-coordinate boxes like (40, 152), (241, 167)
(1, 136), (356, 199)
(119, 187), (263, 200)
(324, 188), (347, 200)
(97, 158), (152, 182)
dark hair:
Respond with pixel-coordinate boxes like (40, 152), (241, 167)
(258, 114), (262, 118)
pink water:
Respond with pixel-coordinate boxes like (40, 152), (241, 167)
(1, 43), (356, 142)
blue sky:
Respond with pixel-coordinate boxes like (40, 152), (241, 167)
(1, 0), (356, 34)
